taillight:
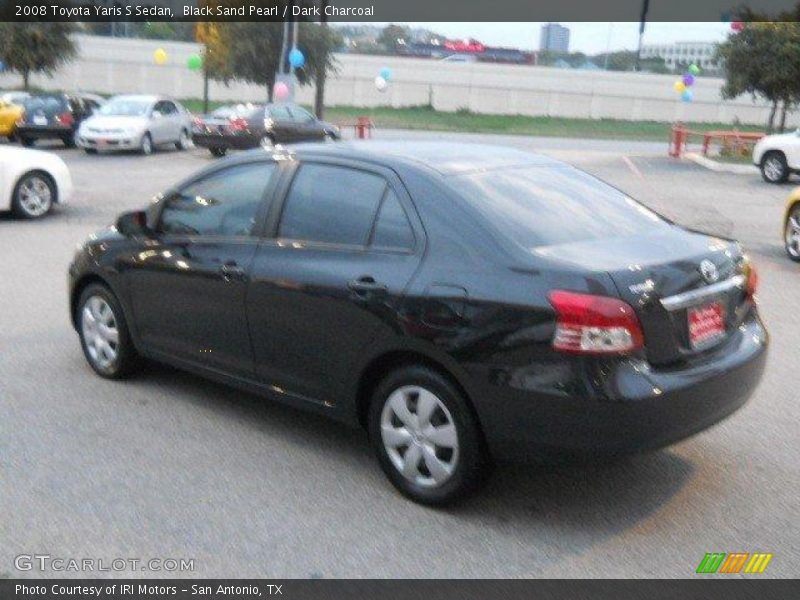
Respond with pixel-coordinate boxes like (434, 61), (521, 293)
(548, 290), (644, 354)
(228, 117), (248, 132)
(55, 111), (74, 126)
(745, 264), (758, 302)
(192, 116), (203, 127)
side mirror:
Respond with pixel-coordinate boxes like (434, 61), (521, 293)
(116, 210), (149, 236)
(152, 110), (163, 119)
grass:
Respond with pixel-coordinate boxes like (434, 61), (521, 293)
(179, 99), (767, 143)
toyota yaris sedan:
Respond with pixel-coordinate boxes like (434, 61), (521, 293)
(68, 142), (768, 505)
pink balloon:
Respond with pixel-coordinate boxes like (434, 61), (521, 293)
(274, 82), (290, 101)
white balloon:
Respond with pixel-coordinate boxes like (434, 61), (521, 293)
(374, 76), (388, 92)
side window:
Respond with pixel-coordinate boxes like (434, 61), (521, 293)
(289, 106), (314, 122)
(279, 164), (387, 246)
(159, 162), (276, 237)
(268, 105), (292, 121)
(371, 189), (415, 251)
(162, 101), (177, 115)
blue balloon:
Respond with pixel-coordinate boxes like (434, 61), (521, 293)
(379, 67), (392, 81)
(0, 60), (5, 73)
(288, 48), (305, 69)
(681, 89), (694, 103)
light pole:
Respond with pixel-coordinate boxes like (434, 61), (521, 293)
(635, 0), (650, 72)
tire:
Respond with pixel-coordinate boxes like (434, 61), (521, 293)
(761, 151), (789, 184)
(784, 203), (800, 262)
(11, 171), (55, 219)
(175, 128), (190, 150)
(139, 132), (153, 156)
(84, 148), (98, 155)
(63, 134), (76, 148)
(368, 365), (489, 506)
(210, 147), (227, 157)
(259, 135), (274, 149)
(76, 283), (139, 379)
(20, 136), (34, 147)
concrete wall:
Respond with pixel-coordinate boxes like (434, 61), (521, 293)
(1, 34), (796, 127)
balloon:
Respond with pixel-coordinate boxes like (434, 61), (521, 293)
(673, 81), (686, 94)
(187, 54), (203, 71)
(153, 48), (167, 65)
(731, 21), (744, 32)
(0, 60), (5, 73)
(374, 76), (388, 92)
(379, 67), (392, 81)
(682, 73), (695, 87)
(688, 64), (701, 76)
(288, 48), (305, 69)
(273, 81), (290, 101)
(681, 89), (694, 103)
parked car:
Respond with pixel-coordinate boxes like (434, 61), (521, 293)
(0, 145), (72, 218)
(16, 93), (104, 148)
(753, 128), (800, 183)
(782, 186), (800, 261)
(192, 102), (340, 156)
(0, 97), (24, 141)
(68, 143), (768, 505)
(77, 95), (192, 155)
(0, 91), (31, 105)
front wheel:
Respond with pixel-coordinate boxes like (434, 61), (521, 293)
(12, 171), (55, 219)
(785, 204), (800, 262)
(139, 133), (153, 156)
(761, 151), (789, 184)
(175, 129), (190, 150)
(20, 136), (34, 147)
(210, 147), (227, 157)
(77, 284), (139, 379)
(368, 366), (489, 506)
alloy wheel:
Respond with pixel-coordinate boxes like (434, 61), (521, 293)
(380, 385), (459, 488)
(81, 296), (120, 370)
(17, 175), (53, 218)
(786, 207), (800, 259)
(763, 156), (785, 182)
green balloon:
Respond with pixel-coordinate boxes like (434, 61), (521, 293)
(689, 64), (701, 76)
(187, 54), (203, 71)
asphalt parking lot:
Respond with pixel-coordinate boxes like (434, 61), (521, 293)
(1, 132), (798, 578)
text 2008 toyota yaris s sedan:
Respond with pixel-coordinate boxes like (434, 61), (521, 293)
(69, 142), (768, 505)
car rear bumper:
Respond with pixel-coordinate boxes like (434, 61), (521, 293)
(466, 313), (768, 462)
(192, 132), (260, 150)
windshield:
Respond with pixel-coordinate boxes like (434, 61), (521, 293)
(98, 99), (151, 117)
(447, 166), (671, 249)
(212, 104), (261, 118)
(23, 96), (67, 112)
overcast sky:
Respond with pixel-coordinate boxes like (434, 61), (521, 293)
(393, 22), (733, 53)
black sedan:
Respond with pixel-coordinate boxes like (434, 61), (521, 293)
(16, 93), (104, 148)
(68, 142), (768, 505)
(192, 103), (340, 157)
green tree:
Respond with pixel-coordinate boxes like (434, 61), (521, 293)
(715, 23), (800, 132)
(0, 23), (78, 90)
(378, 24), (410, 53)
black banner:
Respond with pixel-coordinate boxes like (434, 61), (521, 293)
(2, 580), (800, 600)
(1, 0), (800, 22)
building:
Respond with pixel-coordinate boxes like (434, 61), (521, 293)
(539, 23), (570, 53)
(640, 41), (719, 71)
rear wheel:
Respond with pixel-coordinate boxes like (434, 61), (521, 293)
(785, 204), (800, 262)
(11, 171), (55, 219)
(210, 147), (227, 157)
(62, 133), (76, 148)
(139, 133), (153, 155)
(84, 148), (98, 155)
(368, 366), (489, 505)
(77, 284), (139, 379)
(259, 135), (274, 149)
(175, 128), (190, 150)
(761, 151), (789, 184)
(20, 136), (33, 147)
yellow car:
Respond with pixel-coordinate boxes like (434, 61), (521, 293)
(0, 98), (24, 140)
(784, 187), (800, 261)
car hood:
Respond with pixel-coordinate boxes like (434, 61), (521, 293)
(0, 144), (61, 164)
(82, 115), (148, 130)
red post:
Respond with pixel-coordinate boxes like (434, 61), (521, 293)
(669, 123), (687, 158)
(355, 116), (373, 139)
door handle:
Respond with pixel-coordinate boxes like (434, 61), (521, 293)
(348, 276), (387, 295)
(220, 263), (247, 282)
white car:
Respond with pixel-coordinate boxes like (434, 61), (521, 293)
(0, 146), (73, 219)
(753, 128), (800, 183)
(76, 95), (192, 155)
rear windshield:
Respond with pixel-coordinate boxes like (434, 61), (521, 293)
(23, 96), (68, 112)
(447, 166), (671, 249)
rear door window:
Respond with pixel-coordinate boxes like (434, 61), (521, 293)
(278, 164), (387, 246)
(159, 162), (276, 237)
(371, 189), (415, 251)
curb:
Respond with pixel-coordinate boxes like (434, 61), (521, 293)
(684, 152), (758, 175)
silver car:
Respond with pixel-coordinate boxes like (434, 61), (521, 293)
(76, 95), (192, 155)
